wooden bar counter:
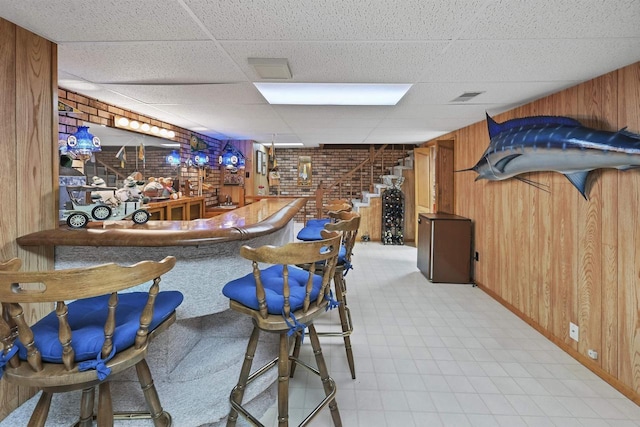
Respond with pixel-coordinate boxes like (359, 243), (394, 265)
(14, 198), (307, 425)
(18, 197), (304, 247)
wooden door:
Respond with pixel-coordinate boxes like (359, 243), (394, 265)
(435, 141), (455, 214)
(414, 146), (432, 244)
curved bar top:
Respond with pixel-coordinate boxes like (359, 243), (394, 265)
(17, 197), (306, 247)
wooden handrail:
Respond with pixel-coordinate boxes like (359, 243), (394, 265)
(313, 144), (390, 218)
(91, 159), (127, 182)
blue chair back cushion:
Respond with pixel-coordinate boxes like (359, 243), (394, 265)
(305, 218), (331, 228)
(17, 291), (183, 363)
(223, 265), (322, 315)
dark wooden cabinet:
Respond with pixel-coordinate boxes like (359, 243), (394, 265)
(417, 213), (472, 283)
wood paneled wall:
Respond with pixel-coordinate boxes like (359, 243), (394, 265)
(0, 17), (57, 419)
(425, 62), (640, 403)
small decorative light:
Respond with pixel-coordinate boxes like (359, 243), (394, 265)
(160, 129), (168, 137)
(65, 126), (101, 161)
(140, 123), (150, 132)
(167, 130), (176, 138)
(194, 152), (210, 167)
(166, 150), (181, 167)
(117, 117), (129, 127)
(219, 142), (245, 170)
(151, 126), (159, 134)
(129, 120), (140, 130)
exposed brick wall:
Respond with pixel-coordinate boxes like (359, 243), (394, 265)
(271, 147), (412, 221)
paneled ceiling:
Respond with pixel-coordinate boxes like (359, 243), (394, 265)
(1, 0), (639, 147)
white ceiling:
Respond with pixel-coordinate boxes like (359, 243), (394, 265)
(2, 0), (639, 147)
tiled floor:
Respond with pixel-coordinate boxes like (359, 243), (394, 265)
(259, 241), (640, 427)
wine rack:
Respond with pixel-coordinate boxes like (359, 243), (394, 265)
(381, 187), (404, 245)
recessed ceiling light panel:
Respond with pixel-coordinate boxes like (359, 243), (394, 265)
(254, 83), (412, 106)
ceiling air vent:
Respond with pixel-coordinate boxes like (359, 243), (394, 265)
(450, 91), (484, 102)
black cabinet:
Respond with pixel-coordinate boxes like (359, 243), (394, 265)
(381, 188), (404, 245)
(417, 213), (472, 283)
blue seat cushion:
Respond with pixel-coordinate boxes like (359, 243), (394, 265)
(297, 225), (324, 241)
(223, 265), (322, 315)
(305, 218), (331, 228)
(17, 291), (183, 363)
(338, 245), (347, 264)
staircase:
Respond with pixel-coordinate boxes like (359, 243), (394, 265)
(318, 147), (415, 242)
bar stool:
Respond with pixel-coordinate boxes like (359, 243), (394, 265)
(0, 257), (182, 427)
(222, 232), (343, 427)
(292, 211), (361, 379)
(298, 203), (352, 241)
(303, 201), (352, 230)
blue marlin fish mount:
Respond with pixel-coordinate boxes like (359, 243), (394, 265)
(464, 114), (640, 199)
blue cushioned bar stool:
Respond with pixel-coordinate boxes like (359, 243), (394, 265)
(223, 232), (343, 427)
(292, 211), (361, 380)
(297, 202), (352, 242)
(0, 257), (182, 427)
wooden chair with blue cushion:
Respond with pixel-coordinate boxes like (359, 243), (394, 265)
(298, 202), (352, 241)
(291, 211), (361, 380)
(0, 256), (182, 427)
(222, 232), (343, 427)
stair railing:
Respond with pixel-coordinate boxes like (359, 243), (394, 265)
(86, 160), (127, 186)
(314, 144), (390, 218)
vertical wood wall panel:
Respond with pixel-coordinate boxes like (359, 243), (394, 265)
(599, 72), (619, 378)
(444, 62), (640, 401)
(0, 18), (18, 420)
(617, 64), (640, 393)
(576, 78), (604, 365)
(0, 17), (56, 420)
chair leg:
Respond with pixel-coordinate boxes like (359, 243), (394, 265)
(227, 325), (260, 426)
(78, 387), (95, 427)
(307, 324), (342, 427)
(27, 391), (53, 427)
(96, 382), (114, 426)
(334, 274), (356, 379)
(289, 332), (303, 378)
(277, 333), (290, 427)
(136, 358), (172, 427)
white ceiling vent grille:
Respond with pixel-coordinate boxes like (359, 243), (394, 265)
(450, 91), (484, 102)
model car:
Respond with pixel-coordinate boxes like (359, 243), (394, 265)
(62, 185), (150, 228)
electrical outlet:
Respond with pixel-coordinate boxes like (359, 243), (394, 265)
(588, 349), (598, 360)
(569, 322), (579, 341)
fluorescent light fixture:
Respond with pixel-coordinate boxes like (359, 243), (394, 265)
(162, 143), (181, 147)
(265, 142), (304, 147)
(253, 83), (412, 105)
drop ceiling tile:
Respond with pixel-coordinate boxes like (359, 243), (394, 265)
(185, 0), (485, 41)
(58, 41), (245, 84)
(221, 41), (448, 82)
(401, 81), (578, 105)
(101, 83), (266, 105)
(0, 0), (207, 42)
(417, 39), (640, 83)
(465, 0), (640, 39)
